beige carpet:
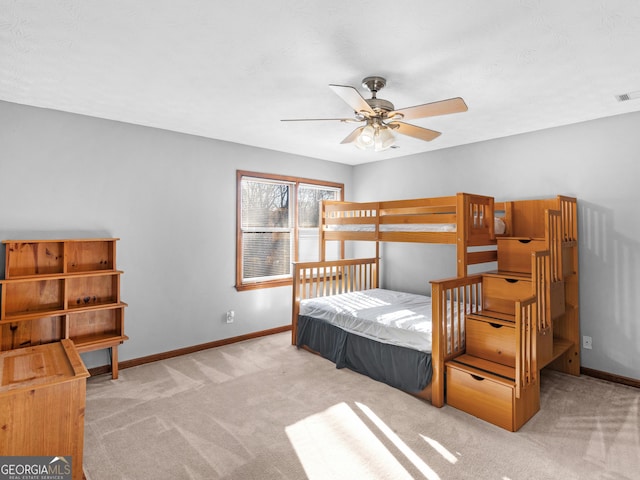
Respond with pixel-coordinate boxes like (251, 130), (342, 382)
(83, 332), (639, 479)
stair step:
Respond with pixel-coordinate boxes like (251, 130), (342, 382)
(447, 354), (515, 383)
(466, 312), (517, 367)
(481, 274), (532, 316)
(467, 310), (515, 324)
(446, 353), (540, 432)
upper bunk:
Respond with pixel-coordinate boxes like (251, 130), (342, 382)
(319, 192), (501, 276)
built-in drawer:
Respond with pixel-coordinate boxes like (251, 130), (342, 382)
(482, 275), (532, 315)
(446, 362), (514, 431)
(466, 317), (515, 367)
(497, 238), (546, 273)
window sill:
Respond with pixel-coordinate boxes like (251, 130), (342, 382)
(235, 278), (293, 291)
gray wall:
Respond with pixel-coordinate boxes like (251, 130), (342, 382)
(352, 111), (640, 381)
(0, 100), (353, 368)
(2, 99), (638, 381)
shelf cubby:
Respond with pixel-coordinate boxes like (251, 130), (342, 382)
(0, 315), (65, 351)
(1, 277), (65, 318)
(69, 305), (127, 352)
(4, 240), (64, 277)
(67, 271), (121, 309)
(66, 239), (116, 273)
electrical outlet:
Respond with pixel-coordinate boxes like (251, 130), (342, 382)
(582, 335), (592, 350)
(226, 310), (235, 323)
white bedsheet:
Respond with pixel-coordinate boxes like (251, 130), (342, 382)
(299, 288), (432, 353)
(325, 224), (455, 232)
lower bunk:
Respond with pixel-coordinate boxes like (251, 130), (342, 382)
(292, 258), (483, 407)
(298, 317), (434, 401)
(297, 289), (434, 401)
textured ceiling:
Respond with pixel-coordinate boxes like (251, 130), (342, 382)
(2, 1), (640, 165)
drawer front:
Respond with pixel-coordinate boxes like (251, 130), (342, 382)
(497, 238), (546, 273)
(446, 364), (514, 431)
(483, 276), (532, 314)
(466, 318), (516, 367)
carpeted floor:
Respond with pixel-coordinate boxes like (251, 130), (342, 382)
(83, 332), (639, 479)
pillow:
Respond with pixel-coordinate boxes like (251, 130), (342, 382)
(495, 217), (506, 235)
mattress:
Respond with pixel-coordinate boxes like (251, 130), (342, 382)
(299, 288), (432, 353)
(324, 216), (506, 234)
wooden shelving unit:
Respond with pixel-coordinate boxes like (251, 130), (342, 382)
(0, 238), (128, 378)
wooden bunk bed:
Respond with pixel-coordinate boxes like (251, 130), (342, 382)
(292, 193), (579, 429)
(291, 193), (501, 408)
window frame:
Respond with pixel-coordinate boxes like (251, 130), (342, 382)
(236, 170), (344, 291)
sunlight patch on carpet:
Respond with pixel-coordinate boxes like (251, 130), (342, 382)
(420, 435), (458, 464)
(356, 402), (441, 480)
(286, 402), (413, 480)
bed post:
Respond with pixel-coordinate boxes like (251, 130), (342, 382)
(291, 262), (300, 345)
(456, 193), (468, 277)
(319, 201), (327, 261)
(430, 280), (445, 407)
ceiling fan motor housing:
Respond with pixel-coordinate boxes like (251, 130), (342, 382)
(366, 97), (395, 113)
(362, 76), (394, 113)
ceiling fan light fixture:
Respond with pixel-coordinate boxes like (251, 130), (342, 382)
(356, 124), (375, 148)
(374, 126), (396, 152)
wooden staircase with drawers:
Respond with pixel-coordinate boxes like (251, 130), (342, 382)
(445, 196), (579, 431)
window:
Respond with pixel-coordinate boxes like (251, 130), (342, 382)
(236, 171), (343, 290)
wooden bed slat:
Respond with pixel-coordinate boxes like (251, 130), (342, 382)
(378, 214), (457, 224)
(379, 231), (457, 244)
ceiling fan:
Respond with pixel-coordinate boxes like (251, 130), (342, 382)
(281, 76), (468, 151)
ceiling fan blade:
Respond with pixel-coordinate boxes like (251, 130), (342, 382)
(281, 117), (359, 122)
(389, 121), (441, 142)
(329, 84), (375, 116)
(340, 126), (364, 144)
(390, 97), (468, 121)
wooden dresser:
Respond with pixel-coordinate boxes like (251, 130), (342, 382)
(0, 339), (89, 480)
